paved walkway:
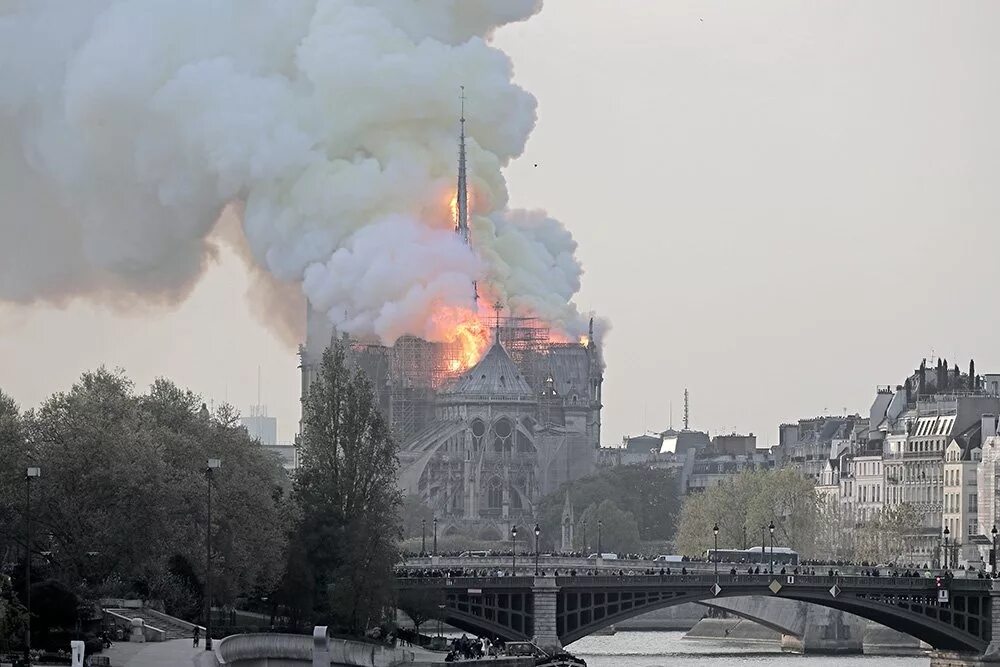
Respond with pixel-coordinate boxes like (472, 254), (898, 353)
(102, 638), (205, 667)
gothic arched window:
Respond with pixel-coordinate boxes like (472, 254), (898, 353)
(471, 418), (486, 450)
(492, 418), (513, 453)
(488, 478), (503, 509)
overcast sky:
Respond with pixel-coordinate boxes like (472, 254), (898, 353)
(2, 1), (999, 446)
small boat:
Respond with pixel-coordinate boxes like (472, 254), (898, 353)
(504, 641), (587, 667)
(592, 624), (616, 636)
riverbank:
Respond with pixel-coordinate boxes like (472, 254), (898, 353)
(683, 618), (928, 657)
(684, 618), (779, 644)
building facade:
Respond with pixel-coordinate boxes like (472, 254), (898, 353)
(301, 314), (603, 540)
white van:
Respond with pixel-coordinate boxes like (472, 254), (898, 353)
(587, 553), (619, 560)
(654, 554), (683, 563)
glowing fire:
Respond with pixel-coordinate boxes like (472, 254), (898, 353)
(450, 317), (490, 369)
(430, 306), (491, 375)
(447, 188), (474, 229)
(579, 335), (590, 347)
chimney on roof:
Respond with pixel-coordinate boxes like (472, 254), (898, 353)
(983, 414), (997, 440)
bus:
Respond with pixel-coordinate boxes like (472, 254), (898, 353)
(705, 547), (799, 566)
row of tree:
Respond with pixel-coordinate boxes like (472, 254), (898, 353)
(675, 468), (921, 563)
(536, 465), (681, 553)
(675, 468), (820, 557)
(0, 342), (402, 647)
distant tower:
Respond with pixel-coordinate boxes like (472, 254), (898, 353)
(683, 388), (689, 430)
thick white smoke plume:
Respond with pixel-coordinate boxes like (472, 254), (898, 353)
(0, 0), (599, 345)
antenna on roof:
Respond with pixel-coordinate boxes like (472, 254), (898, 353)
(683, 388), (689, 430)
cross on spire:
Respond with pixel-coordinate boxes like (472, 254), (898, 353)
(493, 300), (503, 343)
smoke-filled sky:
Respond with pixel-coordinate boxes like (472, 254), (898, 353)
(3, 1), (1000, 446)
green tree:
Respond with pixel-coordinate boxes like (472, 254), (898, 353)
(578, 500), (641, 554)
(675, 469), (819, 558)
(294, 343), (402, 634)
(0, 371), (290, 622)
(536, 466), (680, 550)
(854, 504), (921, 564)
(397, 587), (445, 638)
(0, 574), (27, 655)
(400, 495), (435, 542)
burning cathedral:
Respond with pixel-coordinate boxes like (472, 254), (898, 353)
(300, 103), (603, 540)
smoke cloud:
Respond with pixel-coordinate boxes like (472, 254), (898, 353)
(0, 0), (600, 345)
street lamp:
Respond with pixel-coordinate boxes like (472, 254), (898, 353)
(534, 524), (541, 576)
(992, 526), (998, 574)
(511, 525), (518, 572)
(205, 458), (221, 652)
(768, 521), (775, 574)
(597, 519), (603, 556)
(712, 523), (719, 578)
(433, 517), (438, 557)
(421, 519), (426, 556)
(25, 466), (40, 666)
(943, 526), (951, 570)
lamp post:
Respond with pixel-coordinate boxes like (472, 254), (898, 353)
(421, 519), (426, 556)
(597, 520), (603, 556)
(712, 523), (719, 578)
(433, 517), (438, 557)
(768, 521), (775, 574)
(534, 524), (541, 575)
(25, 466), (40, 666)
(943, 526), (951, 570)
(511, 525), (518, 572)
(205, 458), (221, 651)
(992, 526), (998, 575)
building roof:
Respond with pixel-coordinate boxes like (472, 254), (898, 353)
(443, 338), (533, 398)
(950, 421), (983, 461)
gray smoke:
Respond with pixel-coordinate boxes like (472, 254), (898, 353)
(0, 0), (602, 345)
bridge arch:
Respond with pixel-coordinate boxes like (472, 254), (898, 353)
(397, 574), (993, 655)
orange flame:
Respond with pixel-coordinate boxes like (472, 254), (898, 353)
(447, 188), (474, 230)
(430, 306), (491, 375)
(450, 317), (490, 370)
(579, 335), (590, 347)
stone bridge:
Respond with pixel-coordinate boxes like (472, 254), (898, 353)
(396, 573), (1000, 660)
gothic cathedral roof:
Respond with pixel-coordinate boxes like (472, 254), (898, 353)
(444, 338), (533, 398)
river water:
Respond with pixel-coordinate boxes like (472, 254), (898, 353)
(565, 631), (928, 667)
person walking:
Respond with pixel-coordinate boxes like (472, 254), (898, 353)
(193, 625), (201, 648)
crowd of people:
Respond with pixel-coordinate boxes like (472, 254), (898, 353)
(397, 564), (998, 579)
(443, 634), (505, 661)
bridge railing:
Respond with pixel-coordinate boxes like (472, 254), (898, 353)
(398, 573), (993, 593)
(396, 577), (535, 587)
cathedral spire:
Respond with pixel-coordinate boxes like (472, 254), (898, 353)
(456, 85), (469, 245)
(457, 86), (478, 304)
